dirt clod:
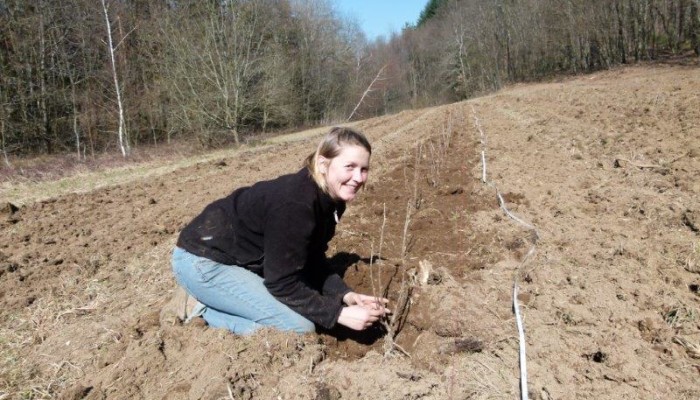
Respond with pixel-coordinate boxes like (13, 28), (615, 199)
(584, 351), (608, 363)
(439, 337), (484, 355)
(689, 284), (699, 295)
(1, 202), (19, 216)
(682, 209), (699, 233)
(58, 384), (93, 400)
(315, 383), (342, 400)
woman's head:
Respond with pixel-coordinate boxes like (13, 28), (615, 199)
(305, 127), (372, 202)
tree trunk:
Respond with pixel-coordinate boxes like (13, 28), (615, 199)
(677, 0), (686, 51)
(1, 116), (10, 168)
(691, 0), (700, 55)
(38, 6), (52, 154)
(70, 78), (80, 160)
(616, 1), (627, 63)
(101, 0), (130, 158)
(232, 91), (240, 146)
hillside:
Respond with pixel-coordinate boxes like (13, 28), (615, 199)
(1, 63), (699, 399)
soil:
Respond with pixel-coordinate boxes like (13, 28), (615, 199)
(1, 63), (699, 399)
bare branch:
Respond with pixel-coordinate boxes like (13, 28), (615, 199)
(347, 64), (387, 122)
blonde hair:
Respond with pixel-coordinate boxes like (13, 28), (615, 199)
(304, 127), (372, 193)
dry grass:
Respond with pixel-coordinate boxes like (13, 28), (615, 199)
(0, 125), (340, 207)
(0, 147), (245, 206)
(0, 269), (113, 398)
(0, 235), (177, 398)
(454, 354), (515, 400)
(684, 240), (700, 274)
(0, 297), (72, 398)
(673, 336), (700, 359)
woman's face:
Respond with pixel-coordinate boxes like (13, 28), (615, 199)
(319, 144), (370, 202)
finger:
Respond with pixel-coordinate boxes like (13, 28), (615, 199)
(363, 297), (387, 306)
(369, 296), (388, 302)
(359, 301), (381, 310)
(365, 296), (388, 303)
(368, 309), (385, 317)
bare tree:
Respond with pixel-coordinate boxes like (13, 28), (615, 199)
(162, 1), (271, 145)
(0, 86), (11, 167)
(258, 42), (296, 133)
(290, 0), (359, 123)
(101, 0), (129, 157)
(692, 0), (700, 55)
(347, 64), (386, 121)
(0, 0), (697, 157)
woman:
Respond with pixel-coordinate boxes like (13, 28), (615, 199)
(172, 127), (389, 335)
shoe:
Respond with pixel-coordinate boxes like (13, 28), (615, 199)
(160, 286), (204, 324)
(184, 299), (205, 323)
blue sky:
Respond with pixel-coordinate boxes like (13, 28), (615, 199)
(332, 0), (429, 41)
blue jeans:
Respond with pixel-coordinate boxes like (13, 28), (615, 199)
(171, 247), (315, 335)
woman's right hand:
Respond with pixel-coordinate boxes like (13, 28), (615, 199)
(337, 304), (389, 331)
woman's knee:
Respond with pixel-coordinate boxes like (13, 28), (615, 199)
(287, 314), (315, 334)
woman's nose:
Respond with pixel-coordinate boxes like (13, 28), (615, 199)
(352, 168), (364, 182)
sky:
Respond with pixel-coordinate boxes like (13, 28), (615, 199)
(332, 0), (429, 41)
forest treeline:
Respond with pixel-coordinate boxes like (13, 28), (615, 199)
(1, 0), (698, 160)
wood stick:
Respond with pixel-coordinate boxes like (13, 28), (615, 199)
(347, 64), (387, 121)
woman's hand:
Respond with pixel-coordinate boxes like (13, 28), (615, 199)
(343, 292), (389, 310)
(337, 304), (390, 331)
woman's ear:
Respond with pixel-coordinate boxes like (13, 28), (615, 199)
(317, 156), (329, 174)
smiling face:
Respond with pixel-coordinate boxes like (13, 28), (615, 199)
(317, 144), (370, 202)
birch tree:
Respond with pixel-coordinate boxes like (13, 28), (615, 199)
(101, 0), (129, 157)
(0, 86), (11, 167)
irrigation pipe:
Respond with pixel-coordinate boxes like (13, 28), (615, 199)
(471, 105), (539, 400)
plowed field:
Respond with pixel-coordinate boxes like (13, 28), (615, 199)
(1, 63), (699, 399)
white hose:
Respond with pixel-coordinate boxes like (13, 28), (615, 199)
(472, 104), (536, 400)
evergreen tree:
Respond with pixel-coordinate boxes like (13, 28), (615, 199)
(417, 0), (448, 26)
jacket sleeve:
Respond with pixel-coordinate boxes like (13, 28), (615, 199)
(261, 201), (344, 329)
(322, 273), (352, 298)
(318, 203), (351, 298)
(303, 208), (352, 300)
(305, 251), (352, 299)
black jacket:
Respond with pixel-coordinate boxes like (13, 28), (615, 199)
(177, 168), (350, 329)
